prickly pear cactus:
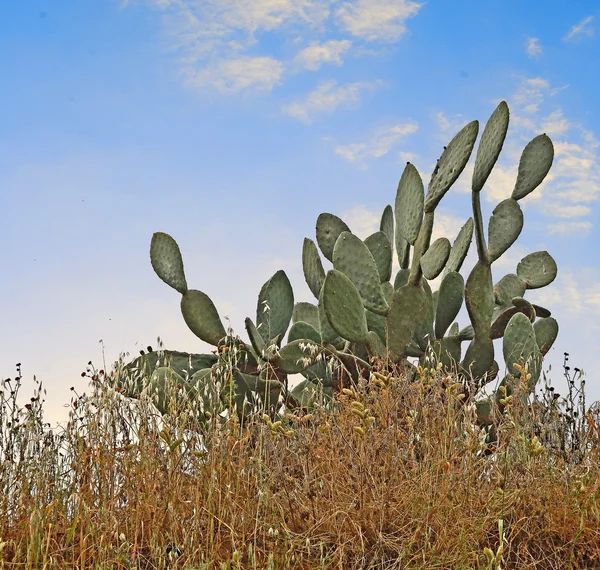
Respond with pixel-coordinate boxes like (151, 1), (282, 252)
(115, 101), (558, 432)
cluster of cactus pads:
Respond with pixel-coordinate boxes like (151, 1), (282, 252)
(113, 101), (559, 428)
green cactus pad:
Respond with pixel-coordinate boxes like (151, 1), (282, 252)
(386, 284), (428, 361)
(490, 298), (535, 340)
(381, 281), (394, 305)
(465, 261), (494, 337)
(435, 271), (465, 339)
(461, 337), (495, 381)
(256, 270), (294, 345)
(397, 235), (410, 269)
(511, 134), (554, 201)
(494, 273), (526, 305)
(364, 231), (393, 283)
(425, 121), (479, 212)
(395, 162), (424, 245)
(365, 330), (387, 359)
(316, 213), (351, 262)
(322, 269), (370, 343)
(318, 285), (342, 344)
(366, 308), (387, 344)
(421, 237), (451, 280)
(292, 302), (320, 330)
(394, 268), (410, 290)
(415, 278), (435, 348)
(181, 289), (227, 346)
(458, 324), (475, 341)
(118, 349), (218, 397)
(272, 339), (322, 374)
(472, 101), (510, 193)
(288, 321), (321, 344)
(150, 232), (188, 294)
(533, 317), (559, 356)
(146, 367), (188, 415)
(433, 336), (462, 370)
(332, 231), (389, 315)
(291, 378), (333, 409)
(302, 238), (326, 299)
(503, 312), (542, 390)
(516, 251), (558, 289)
(532, 304), (551, 319)
(488, 199), (523, 263)
(245, 317), (267, 358)
(445, 218), (474, 274)
(380, 205), (394, 247)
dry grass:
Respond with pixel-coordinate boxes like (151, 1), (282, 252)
(1, 348), (599, 569)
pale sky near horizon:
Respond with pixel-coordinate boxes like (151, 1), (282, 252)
(1, 1), (599, 427)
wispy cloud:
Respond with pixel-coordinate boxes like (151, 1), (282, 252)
(526, 37), (543, 58)
(335, 0), (423, 42)
(282, 79), (382, 123)
(184, 56), (285, 93)
(335, 121), (419, 167)
(547, 221), (593, 234)
(563, 15), (594, 42)
(293, 39), (352, 71)
(139, 0), (422, 95)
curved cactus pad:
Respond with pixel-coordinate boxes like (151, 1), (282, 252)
(393, 268), (410, 291)
(534, 317), (559, 356)
(292, 302), (320, 330)
(365, 231), (393, 283)
(333, 232), (389, 315)
(395, 162), (424, 245)
(316, 213), (351, 262)
(288, 321), (321, 344)
(465, 261), (494, 337)
(318, 285), (342, 344)
(380, 204), (394, 247)
(386, 284), (428, 361)
(461, 337), (495, 381)
(421, 237), (451, 280)
(472, 101), (510, 193)
(181, 289), (226, 346)
(490, 298), (535, 340)
(511, 134), (554, 201)
(425, 120), (479, 212)
(323, 269), (369, 343)
(435, 271), (465, 339)
(245, 317), (266, 357)
(532, 304), (551, 319)
(272, 339), (322, 374)
(445, 218), (474, 274)
(494, 273), (526, 305)
(302, 238), (326, 299)
(517, 251), (558, 289)
(503, 312), (542, 390)
(256, 270), (294, 345)
(150, 232), (188, 294)
(488, 199), (523, 263)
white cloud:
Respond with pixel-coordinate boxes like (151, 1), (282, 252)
(541, 203), (591, 219)
(563, 15), (594, 42)
(547, 221), (592, 234)
(337, 204), (381, 239)
(282, 79), (382, 123)
(526, 37), (542, 58)
(512, 77), (550, 113)
(541, 109), (571, 136)
(184, 56), (284, 92)
(293, 39), (352, 71)
(138, 0), (422, 94)
(335, 121), (419, 166)
(335, 0), (423, 42)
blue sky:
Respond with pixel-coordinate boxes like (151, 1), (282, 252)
(1, 1), (599, 426)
